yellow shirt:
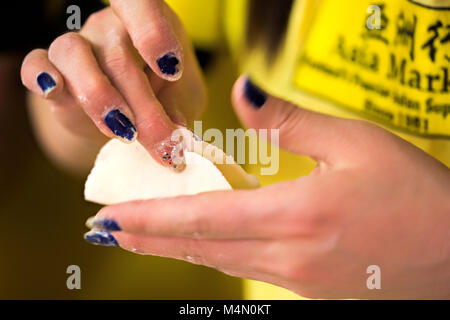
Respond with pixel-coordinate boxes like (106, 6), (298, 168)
(170, 0), (450, 299)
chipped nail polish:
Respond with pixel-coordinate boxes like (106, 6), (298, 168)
(84, 230), (119, 247)
(157, 52), (180, 76)
(37, 72), (56, 96)
(86, 217), (121, 232)
(155, 137), (186, 171)
(244, 77), (267, 108)
(104, 109), (137, 142)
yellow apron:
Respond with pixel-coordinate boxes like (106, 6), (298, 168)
(172, 0), (450, 299)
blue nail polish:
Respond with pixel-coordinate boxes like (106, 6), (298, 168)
(157, 53), (179, 76)
(94, 218), (121, 232)
(244, 78), (267, 108)
(104, 109), (137, 142)
(37, 72), (56, 96)
(84, 230), (119, 247)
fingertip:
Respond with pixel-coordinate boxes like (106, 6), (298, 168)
(110, 0), (184, 82)
(232, 75), (248, 96)
(152, 135), (187, 173)
(232, 75), (267, 108)
(21, 49), (64, 99)
(232, 75), (269, 126)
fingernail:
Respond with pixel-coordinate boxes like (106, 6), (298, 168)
(84, 230), (119, 247)
(37, 72), (56, 97)
(244, 77), (267, 108)
(104, 109), (137, 143)
(155, 136), (186, 172)
(86, 216), (121, 232)
(157, 52), (180, 76)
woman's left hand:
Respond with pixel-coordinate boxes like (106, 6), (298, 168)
(84, 76), (450, 299)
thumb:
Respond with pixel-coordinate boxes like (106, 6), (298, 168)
(232, 75), (358, 164)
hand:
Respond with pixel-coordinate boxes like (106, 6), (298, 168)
(84, 76), (450, 299)
(21, 2), (206, 171)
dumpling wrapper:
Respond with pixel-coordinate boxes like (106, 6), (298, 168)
(85, 131), (259, 205)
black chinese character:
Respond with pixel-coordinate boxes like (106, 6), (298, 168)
(421, 20), (449, 63)
(394, 11), (417, 60)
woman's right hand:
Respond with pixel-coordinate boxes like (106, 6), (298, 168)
(21, 1), (206, 171)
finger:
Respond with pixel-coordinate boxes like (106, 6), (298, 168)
(152, 6), (206, 126)
(87, 230), (262, 267)
(83, 230), (301, 293)
(21, 49), (103, 139)
(87, 180), (314, 240)
(82, 10), (185, 171)
(232, 75), (363, 164)
(110, 0), (183, 81)
(21, 49), (64, 99)
(48, 32), (137, 143)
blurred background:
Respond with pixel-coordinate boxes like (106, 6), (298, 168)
(0, 0), (244, 299)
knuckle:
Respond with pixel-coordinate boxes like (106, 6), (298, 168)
(297, 205), (327, 233)
(83, 10), (107, 28)
(22, 49), (45, 67)
(133, 28), (153, 53)
(49, 32), (85, 59)
(83, 79), (109, 102)
(78, 80), (114, 112)
(132, 24), (167, 57)
(283, 195), (325, 236)
(101, 48), (130, 80)
(184, 210), (209, 239)
(273, 102), (306, 139)
(84, 12), (99, 28)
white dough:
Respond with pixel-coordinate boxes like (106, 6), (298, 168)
(85, 133), (259, 205)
